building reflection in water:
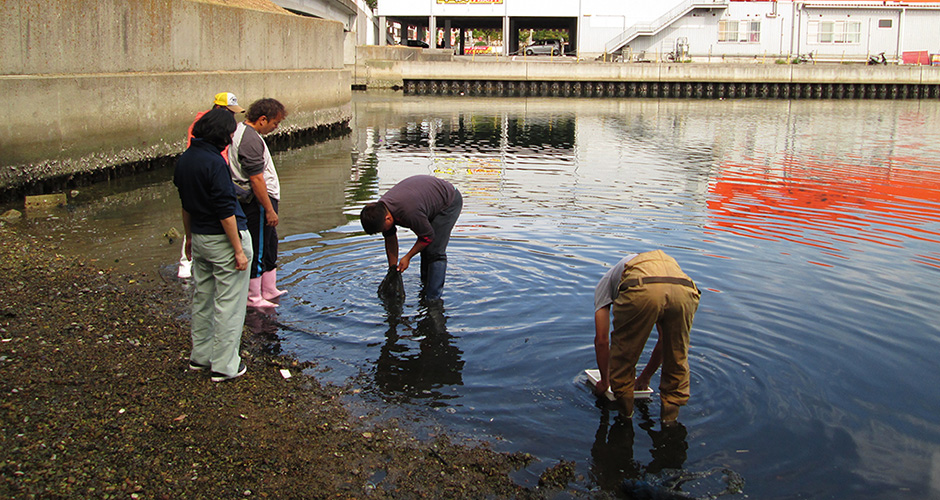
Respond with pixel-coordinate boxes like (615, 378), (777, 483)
(707, 150), (940, 269)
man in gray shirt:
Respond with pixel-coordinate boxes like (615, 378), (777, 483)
(360, 175), (463, 302)
(229, 98), (287, 308)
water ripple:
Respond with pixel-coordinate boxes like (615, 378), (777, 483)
(270, 96), (940, 499)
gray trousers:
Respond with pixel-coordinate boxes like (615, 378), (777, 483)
(190, 230), (252, 377)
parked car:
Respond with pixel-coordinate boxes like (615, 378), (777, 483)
(522, 40), (562, 56)
(405, 39), (429, 48)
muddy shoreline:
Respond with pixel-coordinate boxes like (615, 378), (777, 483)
(0, 223), (585, 499)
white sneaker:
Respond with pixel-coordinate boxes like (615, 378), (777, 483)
(178, 236), (192, 279)
(210, 362), (247, 382)
(178, 258), (192, 279)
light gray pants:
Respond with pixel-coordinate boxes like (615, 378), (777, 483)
(190, 230), (252, 377)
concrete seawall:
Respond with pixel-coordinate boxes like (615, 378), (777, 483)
(352, 46), (455, 89)
(403, 60), (940, 85)
(1, 0), (351, 197)
(354, 51), (940, 99)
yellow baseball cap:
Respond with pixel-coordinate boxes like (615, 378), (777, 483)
(213, 92), (245, 113)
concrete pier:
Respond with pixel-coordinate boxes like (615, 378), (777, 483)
(352, 49), (940, 99)
(403, 60), (940, 99)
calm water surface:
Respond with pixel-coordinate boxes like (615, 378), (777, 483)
(44, 93), (940, 499)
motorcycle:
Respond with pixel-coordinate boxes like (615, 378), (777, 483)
(868, 52), (887, 65)
(791, 52), (814, 64)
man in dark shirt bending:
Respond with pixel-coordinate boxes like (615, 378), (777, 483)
(360, 175), (463, 302)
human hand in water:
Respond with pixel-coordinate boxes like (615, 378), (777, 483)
(595, 379), (609, 397)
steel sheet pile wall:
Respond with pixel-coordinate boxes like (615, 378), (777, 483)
(395, 60), (940, 99)
(405, 79), (940, 99)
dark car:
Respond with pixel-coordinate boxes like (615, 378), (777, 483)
(405, 39), (429, 48)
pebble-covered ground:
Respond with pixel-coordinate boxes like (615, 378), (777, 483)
(0, 224), (586, 499)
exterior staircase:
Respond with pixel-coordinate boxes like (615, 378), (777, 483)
(604, 0), (729, 55)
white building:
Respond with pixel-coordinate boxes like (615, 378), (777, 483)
(377, 0), (940, 62)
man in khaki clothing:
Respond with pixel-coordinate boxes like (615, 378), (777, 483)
(593, 250), (700, 424)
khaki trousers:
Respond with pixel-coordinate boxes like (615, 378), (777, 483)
(610, 250), (700, 410)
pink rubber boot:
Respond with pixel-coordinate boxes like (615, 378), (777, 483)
(247, 277), (278, 308)
(261, 269), (286, 301)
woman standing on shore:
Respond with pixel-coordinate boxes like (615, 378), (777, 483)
(174, 108), (252, 382)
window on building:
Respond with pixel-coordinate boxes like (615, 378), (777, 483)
(747, 21), (761, 43)
(808, 20), (862, 44)
(819, 21), (834, 43)
(718, 20), (738, 42)
(719, 20), (760, 43)
(878, 19), (892, 28)
(844, 22), (861, 43)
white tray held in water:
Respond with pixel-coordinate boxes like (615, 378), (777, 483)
(584, 369), (654, 401)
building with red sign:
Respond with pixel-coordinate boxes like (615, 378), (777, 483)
(376, 0), (940, 62)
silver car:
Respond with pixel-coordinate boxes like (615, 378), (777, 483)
(523, 40), (561, 56)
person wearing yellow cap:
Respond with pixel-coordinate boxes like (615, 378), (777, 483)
(178, 92), (246, 279)
(186, 92), (246, 151)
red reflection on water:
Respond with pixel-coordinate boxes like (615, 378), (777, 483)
(706, 156), (940, 264)
(912, 253), (940, 270)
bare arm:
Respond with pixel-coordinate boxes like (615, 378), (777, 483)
(593, 306), (611, 396)
(248, 173), (278, 227)
(181, 209), (193, 261)
(220, 215), (248, 271)
(397, 239), (429, 272)
(636, 329), (663, 391)
(383, 231), (399, 269)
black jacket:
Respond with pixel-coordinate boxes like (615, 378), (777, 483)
(174, 139), (247, 234)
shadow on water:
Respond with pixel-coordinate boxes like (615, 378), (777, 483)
(375, 293), (465, 403)
(591, 400), (746, 499)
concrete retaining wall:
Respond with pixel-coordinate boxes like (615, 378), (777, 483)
(352, 55), (940, 90)
(1, 0), (352, 194)
(1, 0), (344, 75)
(398, 60), (940, 86)
(351, 46), (453, 87)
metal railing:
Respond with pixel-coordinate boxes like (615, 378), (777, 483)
(605, 0), (729, 54)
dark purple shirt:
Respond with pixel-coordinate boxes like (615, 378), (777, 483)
(380, 175), (456, 244)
